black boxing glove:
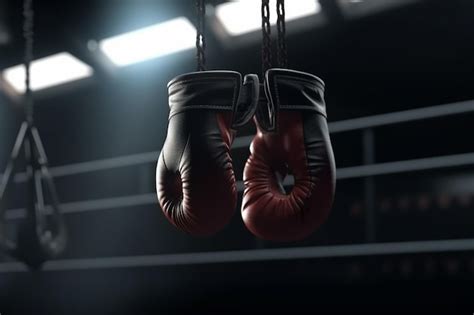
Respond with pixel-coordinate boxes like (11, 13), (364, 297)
(157, 71), (258, 236)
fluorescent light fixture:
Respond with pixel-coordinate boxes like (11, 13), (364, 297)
(216, 0), (321, 36)
(2, 52), (93, 93)
(99, 17), (196, 66)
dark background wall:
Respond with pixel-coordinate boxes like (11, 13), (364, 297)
(0, 0), (474, 313)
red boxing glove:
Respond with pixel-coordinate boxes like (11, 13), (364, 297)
(242, 69), (336, 241)
(157, 71), (258, 236)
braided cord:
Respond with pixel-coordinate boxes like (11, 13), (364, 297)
(23, 0), (34, 123)
(196, 0), (206, 71)
(261, 0), (272, 77)
(276, 0), (287, 68)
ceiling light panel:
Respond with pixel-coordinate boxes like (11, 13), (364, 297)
(2, 52), (93, 93)
(99, 17), (196, 66)
(216, 0), (321, 36)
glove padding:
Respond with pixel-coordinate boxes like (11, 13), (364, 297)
(157, 71), (258, 236)
(242, 68), (336, 241)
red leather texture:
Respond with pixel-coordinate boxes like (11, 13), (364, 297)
(241, 69), (335, 241)
(242, 113), (334, 241)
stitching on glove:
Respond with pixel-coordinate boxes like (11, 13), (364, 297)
(272, 74), (327, 118)
(169, 77), (238, 89)
(169, 105), (234, 121)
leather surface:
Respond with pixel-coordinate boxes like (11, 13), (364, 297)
(265, 68), (326, 116)
(242, 69), (336, 241)
(255, 83), (276, 132)
(157, 71), (258, 236)
(233, 74), (260, 128)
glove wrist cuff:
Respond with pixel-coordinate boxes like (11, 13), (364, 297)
(167, 71), (242, 117)
(265, 68), (326, 116)
(256, 68), (327, 132)
(167, 71), (259, 127)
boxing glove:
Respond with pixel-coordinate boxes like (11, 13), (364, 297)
(242, 69), (336, 241)
(157, 71), (259, 236)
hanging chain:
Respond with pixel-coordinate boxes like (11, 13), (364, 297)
(196, 0), (206, 71)
(276, 0), (287, 68)
(23, 0), (34, 123)
(261, 0), (272, 77)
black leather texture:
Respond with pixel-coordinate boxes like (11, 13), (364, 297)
(157, 71), (258, 236)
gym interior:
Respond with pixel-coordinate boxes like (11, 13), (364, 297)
(0, 0), (473, 313)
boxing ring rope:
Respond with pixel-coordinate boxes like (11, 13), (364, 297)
(0, 238), (474, 273)
(1, 99), (474, 270)
(3, 151), (474, 220)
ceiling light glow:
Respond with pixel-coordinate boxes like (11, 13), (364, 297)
(216, 0), (321, 36)
(99, 17), (196, 66)
(2, 52), (93, 93)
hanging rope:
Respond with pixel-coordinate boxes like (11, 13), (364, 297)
(276, 0), (287, 68)
(196, 0), (206, 71)
(261, 0), (272, 77)
(23, 0), (34, 123)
